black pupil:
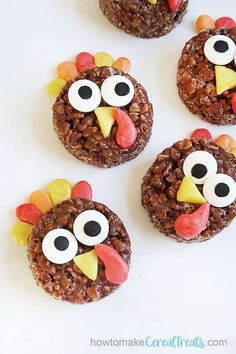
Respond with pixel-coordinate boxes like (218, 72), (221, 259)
(191, 164), (208, 179)
(214, 40), (229, 53)
(78, 86), (92, 99)
(54, 236), (69, 251)
(215, 183), (230, 198)
(115, 82), (130, 96)
(84, 221), (101, 237)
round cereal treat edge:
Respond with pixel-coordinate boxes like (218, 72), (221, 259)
(27, 198), (131, 303)
(177, 28), (236, 125)
(141, 138), (236, 243)
(53, 66), (153, 168)
(99, 0), (189, 39)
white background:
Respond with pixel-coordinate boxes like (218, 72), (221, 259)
(0, 0), (236, 353)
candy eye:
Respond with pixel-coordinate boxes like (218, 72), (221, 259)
(203, 174), (236, 207)
(183, 151), (217, 185)
(101, 75), (134, 107)
(68, 79), (101, 112)
(73, 210), (109, 246)
(42, 229), (78, 264)
(204, 35), (236, 65)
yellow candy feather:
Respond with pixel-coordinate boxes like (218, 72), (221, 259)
(48, 179), (71, 205)
(11, 221), (33, 245)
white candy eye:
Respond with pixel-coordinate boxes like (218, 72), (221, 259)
(204, 35), (236, 65)
(42, 229), (78, 264)
(203, 174), (236, 207)
(101, 75), (134, 107)
(183, 151), (217, 185)
(68, 79), (101, 112)
(73, 210), (109, 246)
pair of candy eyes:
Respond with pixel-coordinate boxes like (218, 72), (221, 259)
(68, 75), (135, 113)
(68, 36), (234, 114)
(204, 35), (236, 66)
(183, 151), (236, 208)
(42, 210), (109, 264)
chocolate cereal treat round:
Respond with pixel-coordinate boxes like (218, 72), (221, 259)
(177, 28), (236, 125)
(12, 179), (131, 304)
(141, 135), (236, 243)
(99, 0), (189, 39)
(53, 66), (153, 168)
(28, 199), (131, 303)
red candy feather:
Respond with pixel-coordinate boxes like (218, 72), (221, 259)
(167, 0), (182, 12)
(190, 129), (213, 141)
(71, 181), (93, 200)
(16, 203), (42, 225)
(76, 52), (95, 73)
(215, 17), (236, 29)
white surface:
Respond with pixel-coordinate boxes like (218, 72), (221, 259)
(0, 1), (236, 353)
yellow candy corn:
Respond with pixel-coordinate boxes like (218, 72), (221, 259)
(215, 66), (236, 95)
(94, 107), (115, 138)
(177, 177), (206, 204)
(74, 250), (98, 281)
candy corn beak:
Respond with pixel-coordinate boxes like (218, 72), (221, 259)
(73, 244), (129, 284)
(94, 107), (115, 138)
(215, 66), (236, 95)
(73, 250), (98, 281)
(177, 176), (206, 204)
